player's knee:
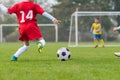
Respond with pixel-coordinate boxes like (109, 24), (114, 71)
(24, 40), (29, 44)
(40, 39), (46, 46)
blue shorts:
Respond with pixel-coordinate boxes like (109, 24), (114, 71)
(93, 34), (102, 39)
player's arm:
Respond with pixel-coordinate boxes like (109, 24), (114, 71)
(0, 4), (8, 14)
(0, 3), (17, 14)
(95, 27), (102, 32)
(94, 24), (102, 32)
(90, 24), (94, 33)
(42, 12), (61, 24)
(90, 26), (93, 32)
(35, 4), (61, 24)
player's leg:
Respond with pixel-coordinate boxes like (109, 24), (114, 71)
(100, 39), (105, 47)
(25, 23), (46, 53)
(100, 35), (105, 48)
(98, 34), (105, 48)
(97, 34), (105, 48)
(36, 38), (46, 53)
(94, 38), (98, 48)
(11, 40), (30, 61)
(93, 34), (98, 48)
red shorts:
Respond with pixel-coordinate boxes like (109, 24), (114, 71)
(19, 22), (43, 41)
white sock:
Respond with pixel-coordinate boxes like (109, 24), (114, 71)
(39, 39), (46, 46)
(14, 45), (29, 58)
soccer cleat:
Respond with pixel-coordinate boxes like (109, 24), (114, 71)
(11, 55), (17, 61)
(37, 42), (43, 53)
(94, 45), (98, 48)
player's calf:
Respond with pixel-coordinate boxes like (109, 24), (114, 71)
(11, 45), (29, 61)
(94, 39), (98, 48)
(100, 39), (105, 48)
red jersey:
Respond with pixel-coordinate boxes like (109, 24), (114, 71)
(8, 2), (45, 24)
(7, 2), (45, 41)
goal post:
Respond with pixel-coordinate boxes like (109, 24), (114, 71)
(0, 24), (58, 43)
(69, 10), (120, 47)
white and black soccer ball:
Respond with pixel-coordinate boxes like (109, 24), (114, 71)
(57, 47), (71, 61)
(114, 52), (120, 57)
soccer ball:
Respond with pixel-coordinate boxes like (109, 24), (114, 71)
(57, 47), (71, 61)
(114, 52), (120, 57)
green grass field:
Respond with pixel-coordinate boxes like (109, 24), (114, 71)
(0, 42), (120, 80)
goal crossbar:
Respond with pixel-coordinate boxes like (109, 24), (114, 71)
(72, 11), (120, 16)
(0, 24), (58, 42)
(69, 11), (120, 47)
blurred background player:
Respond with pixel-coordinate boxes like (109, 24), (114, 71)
(113, 15), (120, 32)
(113, 15), (120, 31)
(0, 0), (61, 61)
(90, 17), (105, 48)
(113, 25), (120, 32)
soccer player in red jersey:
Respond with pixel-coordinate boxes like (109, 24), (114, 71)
(0, 0), (61, 61)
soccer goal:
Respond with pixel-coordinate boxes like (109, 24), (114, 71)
(0, 24), (58, 43)
(68, 10), (120, 47)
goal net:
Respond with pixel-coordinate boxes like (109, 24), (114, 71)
(0, 24), (58, 43)
(68, 10), (120, 47)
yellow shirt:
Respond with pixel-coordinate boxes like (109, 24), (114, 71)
(92, 23), (102, 34)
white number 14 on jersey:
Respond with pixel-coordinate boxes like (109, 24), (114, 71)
(20, 10), (33, 23)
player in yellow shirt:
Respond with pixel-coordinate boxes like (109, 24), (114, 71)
(91, 17), (105, 48)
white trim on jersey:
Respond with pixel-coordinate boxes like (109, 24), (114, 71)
(42, 12), (56, 21)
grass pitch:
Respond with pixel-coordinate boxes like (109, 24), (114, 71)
(0, 42), (120, 80)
